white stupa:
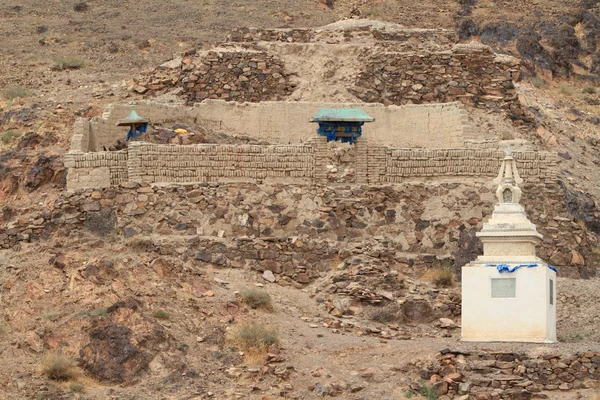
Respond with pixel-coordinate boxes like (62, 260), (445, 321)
(461, 150), (557, 343)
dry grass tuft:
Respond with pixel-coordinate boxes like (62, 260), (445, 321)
(2, 85), (32, 100)
(41, 352), (77, 381)
(582, 85), (597, 94)
(228, 322), (278, 365)
(240, 288), (272, 310)
(558, 82), (575, 96)
(1, 130), (21, 145)
(69, 382), (84, 392)
(422, 263), (455, 288)
(530, 76), (546, 89)
(152, 310), (170, 320)
(52, 57), (85, 70)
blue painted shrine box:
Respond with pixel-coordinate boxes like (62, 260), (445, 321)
(310, 108), (374, 144)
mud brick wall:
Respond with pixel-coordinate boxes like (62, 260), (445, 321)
(366, 149), (557, 184)
(65, 151), (128, 190)
(415, 350), (600, 398)
(227, 27), (456, 48)
(180, 51), (296, 104)
(127, 141), (317, 185)
(350, 44), (527, 120)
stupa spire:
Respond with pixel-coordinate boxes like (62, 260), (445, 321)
(493, 149), (523, 205)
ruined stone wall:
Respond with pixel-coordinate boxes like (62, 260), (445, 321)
(1, 182), (596, 280)
(363, 148), (558, 184)
(351, 44), (527, 121)
(227, 26), (456, 48)
(64, 151), (128, 190)
(415, 349), (600, 398)
(179, 50), (296, 104)
(126, 140), (319, 185)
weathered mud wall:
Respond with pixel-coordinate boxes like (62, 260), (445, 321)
(64, 151), (128, 189)
(127, 141), (318, 185)
(366, 147), (557, 184)
(72, 101), (475, 151)
(65, 137), (557, 190)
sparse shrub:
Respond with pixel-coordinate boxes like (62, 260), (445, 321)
(129, 237), (154, 251)
(2, 85), (32, 100)
(90, 307), (108, 317)
(228, 322), (278, 364)
(41, 352), (76, 381)
(241, 288), (272, 310)
(52, 57), (85, 70)
(363, 6), (384, 19)
(419, 385), (439, 400)
(530, 76), (546, 89)
(405, 391), (414, 398)
(1, 130), (21, 144)
(367, 303), (403, 324)
(73, 2), (88, 12)
(583, 86), (597, 94)
(559, 82), (575, 96)
(152, 310), (170, 320)
(42, 311), (61, 321)
(69, 382), (84, 392)
(501, 131), (514, 140)
(423, 262), (455, 288)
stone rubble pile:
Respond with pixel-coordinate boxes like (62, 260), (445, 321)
(350, 44), (531, 123)
(413, 349), (600, 399)
(129, 50), (296, 104)
(0, 182), (597, 279)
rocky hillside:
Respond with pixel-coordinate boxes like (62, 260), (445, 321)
(2, 1), (600, 400)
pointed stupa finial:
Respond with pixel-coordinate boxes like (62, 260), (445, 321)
(493, 149), (523, 204)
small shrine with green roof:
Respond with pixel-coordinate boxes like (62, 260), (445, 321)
(310, 108), (374, 144)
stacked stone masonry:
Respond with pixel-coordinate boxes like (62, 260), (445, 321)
(1, 182), (596, 280)
(350, 44), (527, 120)
(418, 350), (600, 398)
(180, 50), (296, 104)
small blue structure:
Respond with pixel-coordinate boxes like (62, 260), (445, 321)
(116, 110), (150, 142)
(310, 108), (374, 144)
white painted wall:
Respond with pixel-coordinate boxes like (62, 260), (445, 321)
(461, 264), (557, 343)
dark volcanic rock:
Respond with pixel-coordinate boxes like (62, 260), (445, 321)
(79, 299), (168, 383)
(84, 208), (117, 236)
(24, 154), (66, 191)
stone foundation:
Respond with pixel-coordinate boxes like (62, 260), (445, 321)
(1, 182), (596, 279)
(415, 349), (600, 398)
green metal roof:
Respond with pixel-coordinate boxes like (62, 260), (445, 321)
(310, 108), (374, 123)
(116, 110), (150, 126)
